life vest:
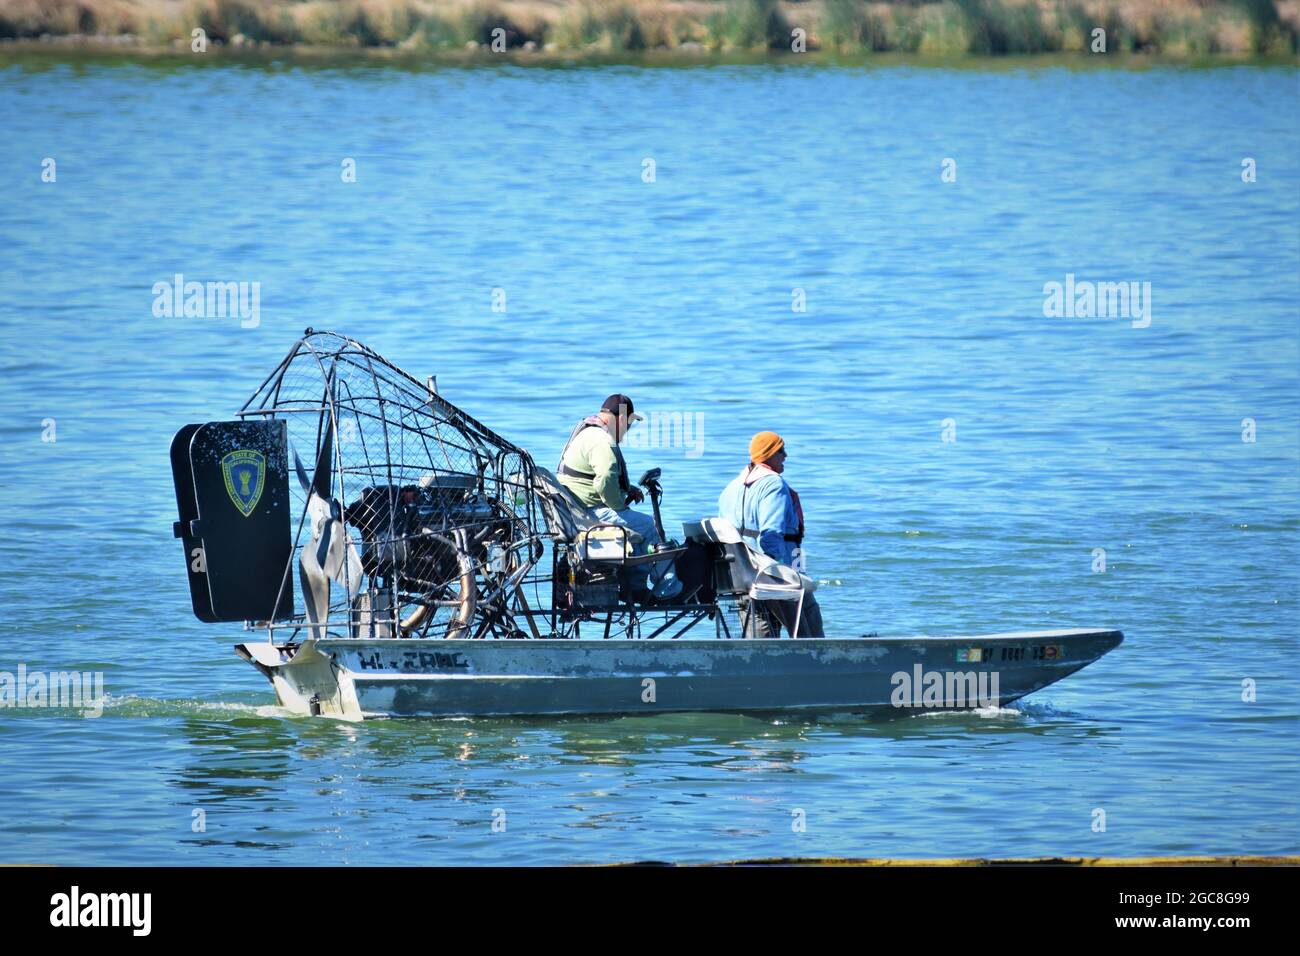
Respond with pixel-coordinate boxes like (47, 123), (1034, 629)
(788, 487), (806, 544)
(557, 416), (630, 494)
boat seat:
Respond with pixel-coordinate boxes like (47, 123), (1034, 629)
(533, 465), (643, 550)
(685, 517), (816, 634)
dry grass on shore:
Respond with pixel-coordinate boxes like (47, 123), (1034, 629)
(0, 0), (1296, 56)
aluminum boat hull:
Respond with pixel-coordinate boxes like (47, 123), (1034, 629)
(235, 628), (1123, 721)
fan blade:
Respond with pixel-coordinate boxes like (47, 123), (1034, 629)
(318, 517), (364, 598)
(311, 417), (334, 500)
(320, 520), (344, 578)
(310, 365), (337, 498)
(299, 542), (330, 641)
(306, 494), (331, 566)
(300, 492), (336, 640)
(293, 447), (312, 493)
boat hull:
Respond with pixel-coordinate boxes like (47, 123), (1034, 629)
(235, 628), (1123, 721)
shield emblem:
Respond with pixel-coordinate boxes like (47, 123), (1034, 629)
(221, 449), (266, 517)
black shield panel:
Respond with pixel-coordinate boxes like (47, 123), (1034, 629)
(177, 420), (294, 622)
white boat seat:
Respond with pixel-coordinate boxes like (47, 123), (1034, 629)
(533, 466), (643, 547)
(686, 516), (816, 636)
(685, 517), (817, 599)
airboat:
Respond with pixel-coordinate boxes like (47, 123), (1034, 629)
(170, 330), (1123, 720)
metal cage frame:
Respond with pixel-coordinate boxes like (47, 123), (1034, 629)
(231, 329), (737, 642)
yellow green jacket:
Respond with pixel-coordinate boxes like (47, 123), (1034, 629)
(558, 418), (629, 511)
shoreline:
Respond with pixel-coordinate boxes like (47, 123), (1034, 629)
(2, 36), (1297, 70)
(1, 1), (1297, 63)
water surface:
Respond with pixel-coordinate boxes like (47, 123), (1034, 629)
(0, 57), (1296, 864)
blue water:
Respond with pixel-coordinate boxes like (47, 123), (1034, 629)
(0, 55), (1297, 864)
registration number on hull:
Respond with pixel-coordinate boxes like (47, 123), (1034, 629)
(957, 645), (1064, 663)
(350, 650), (472, 672)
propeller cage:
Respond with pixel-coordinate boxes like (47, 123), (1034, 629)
(222, 330), (547, 640)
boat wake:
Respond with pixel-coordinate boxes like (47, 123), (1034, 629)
(911, 699), (1087, 722)
(96, 694), (293, 721)
(1004, 699), (1089, 720)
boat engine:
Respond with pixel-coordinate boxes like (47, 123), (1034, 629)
(346, 478), (528, 637)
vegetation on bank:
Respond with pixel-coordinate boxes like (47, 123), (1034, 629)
(1, 0), (1296, 57)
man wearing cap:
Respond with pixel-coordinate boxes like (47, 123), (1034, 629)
(557, 395), (682, 601)
(717, 431), (824, 637)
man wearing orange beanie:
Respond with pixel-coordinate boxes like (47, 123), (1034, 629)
(717, 432), (824, 637)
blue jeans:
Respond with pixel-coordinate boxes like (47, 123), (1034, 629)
(592, 506), (683, 599)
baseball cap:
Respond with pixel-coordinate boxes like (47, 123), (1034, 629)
(601, 394), (645, 422)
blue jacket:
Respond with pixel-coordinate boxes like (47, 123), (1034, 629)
(717, 466), (801, 566)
